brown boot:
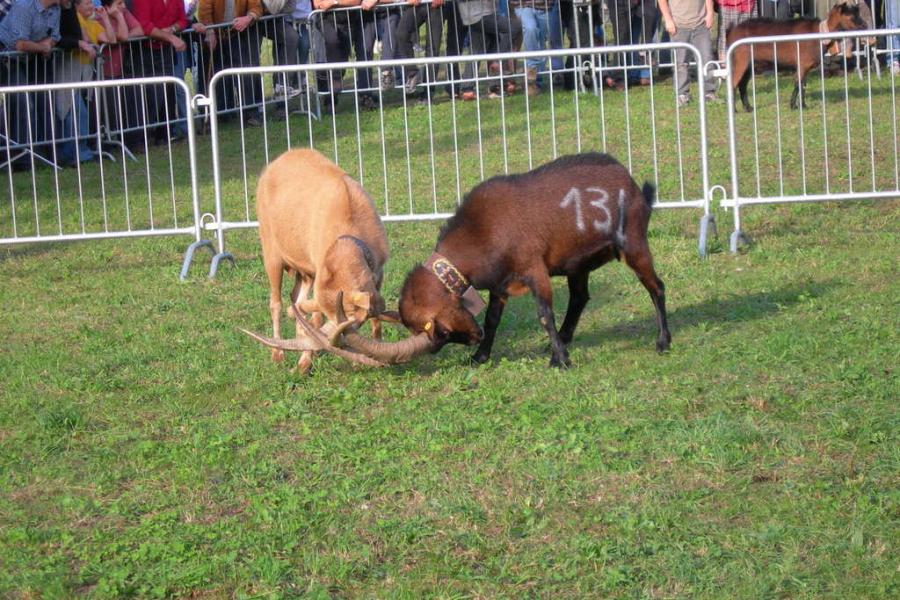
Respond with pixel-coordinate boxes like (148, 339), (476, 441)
(526, 67), (540, 96)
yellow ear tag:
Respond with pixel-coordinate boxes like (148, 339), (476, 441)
(423, 322), (432, 332)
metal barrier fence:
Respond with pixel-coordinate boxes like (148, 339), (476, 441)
(0, 76), (206, 273)
(203, 42), (713, 275)
(3, 17), (899, 275)
(722, 27), (900, 251)
(0, 15), (311, 162)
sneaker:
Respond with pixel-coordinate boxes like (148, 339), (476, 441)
(244, 113), (263, 127)
(274, 83), (301, 99)
(404, 71), (421, 96)
(892, 61), (900, 76)
(676, 94), (691, 107)
(459, 90), (477, 101)
(704, 92), (719, 103)
(380, 69), (395, 91)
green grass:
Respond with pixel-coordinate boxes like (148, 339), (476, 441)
(1, 69), (898, 598)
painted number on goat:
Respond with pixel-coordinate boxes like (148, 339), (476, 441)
(560, 187), (623, 233)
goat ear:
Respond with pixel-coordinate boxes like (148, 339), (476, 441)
(349, 291), (372, 311)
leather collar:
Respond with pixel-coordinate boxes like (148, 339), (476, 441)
(338, 235), (377, 272)
(424, 253), (486, 316)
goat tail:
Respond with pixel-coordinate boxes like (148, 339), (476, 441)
(641, 182), (656, 211)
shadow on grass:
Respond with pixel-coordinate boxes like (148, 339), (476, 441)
(385, 279), (839, 373)
(0, 242), (60, 263)
(575, 279), (840, 351)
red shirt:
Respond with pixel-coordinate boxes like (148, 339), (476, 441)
(132, 0), (187, 41)
(717, 0), (755, 13)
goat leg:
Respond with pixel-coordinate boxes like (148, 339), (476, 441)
(558, 272), (590, 346)
(623, 245), (671, 353)
(790, 81), (800, 110)
(293, 311), (323, 375)
(529, 273), (570, 369)
(471, 292), (507, 365)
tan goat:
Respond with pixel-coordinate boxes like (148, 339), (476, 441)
(253, 148), (394, 373)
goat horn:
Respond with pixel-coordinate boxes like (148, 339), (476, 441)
(331, 291), (434, 363)
(239, 328), (323, 352)
(291, 302), (357, 347)
(292, 307), (387, 368)
(340, 331), (433, 364)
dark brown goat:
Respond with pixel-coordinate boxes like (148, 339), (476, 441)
(727, 3), (866, 112)
(335, 153), (671, 369)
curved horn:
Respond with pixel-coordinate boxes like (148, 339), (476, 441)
(291, 303), (357, 347)
(239, 328), (323, 352)
(330, 292), (434, 364)
(341, 331), (434, 364)
(292, 306), (387, 368)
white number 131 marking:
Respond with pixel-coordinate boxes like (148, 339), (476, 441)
(560, 187), (619, 233)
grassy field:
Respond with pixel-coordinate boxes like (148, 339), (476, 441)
(1, 68), (898, 598)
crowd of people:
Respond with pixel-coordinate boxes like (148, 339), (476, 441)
(0, 0), (896, 165)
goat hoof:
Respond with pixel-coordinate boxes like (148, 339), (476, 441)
(656, 337), (671, 353)
(744, 106), (754, 113)
(549, 354), (571, 369)
(271, 348), (285, 363)
(470, 351), (490, 365)
(293, 352), (314, 375)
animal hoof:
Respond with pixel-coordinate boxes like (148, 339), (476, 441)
(470, 351), (490, 365)
(294, 352), (314, 374)
(271, 348), (285, 363)
(744, 106), (754, 113)
(656, 337), (671, 353)
(549, 353), (571, 369)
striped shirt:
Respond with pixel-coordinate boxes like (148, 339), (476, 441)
(0, 0), (61, 51)
(0, 0), (15, 24)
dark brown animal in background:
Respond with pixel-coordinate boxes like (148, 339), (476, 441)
(727, 3), (867, 112)
(329, 153), (671, 369)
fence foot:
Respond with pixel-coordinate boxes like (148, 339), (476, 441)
(729, 230), (750, 254)
(179, 239), (215, 281)
(698, 213), (717, 258)
(208, 252), (236, 279)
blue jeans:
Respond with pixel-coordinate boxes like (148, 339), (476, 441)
(171, 50), (188, 137)
(515, 5), (561, 72)
(886, 0), (900, 64)
(58, 92), (95, 165)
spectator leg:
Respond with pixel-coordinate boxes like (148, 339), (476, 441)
(672, 27), (692, 98)
(634, 0), (659, 81)
(461, 21), (489, 93)
(609, 0), (633, 78)
(422, 4), (445, 92)
(238, 26), (263, 121)
(395, 5), (420, 87)
(886, 0), (900, 69)
(269, 18), (301, 90)
(692, 25), (716, 95)
(548, 2), (563, 72)
(349, 11), (376, 100)
(171, 49), (188, 137)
